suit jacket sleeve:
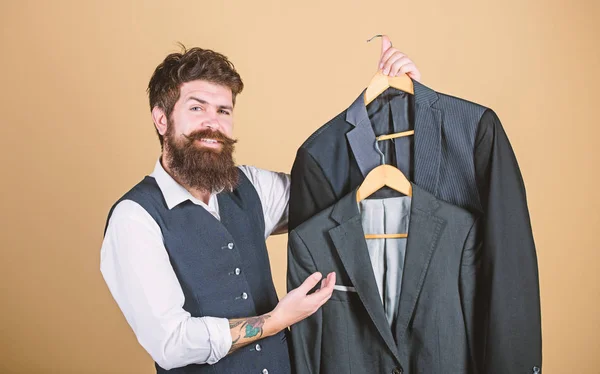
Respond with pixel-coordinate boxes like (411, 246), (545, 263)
(287, 230), (322, 374)
(474, 109), (542, 373)
(289, 147), (337, 231)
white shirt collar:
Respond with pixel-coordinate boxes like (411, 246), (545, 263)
(150, 159), (219, 216)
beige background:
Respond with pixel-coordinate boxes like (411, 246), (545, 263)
(1, 0), (599, 373)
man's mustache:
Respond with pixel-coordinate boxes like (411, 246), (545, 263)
(182, 130), (237, 146)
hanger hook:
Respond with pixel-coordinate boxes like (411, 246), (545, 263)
(366, 34), (392, 48)
(374, 140), (386, 166)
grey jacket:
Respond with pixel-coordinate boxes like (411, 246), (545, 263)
(288, 184), (481, 374)
(289, 81), (542, 373)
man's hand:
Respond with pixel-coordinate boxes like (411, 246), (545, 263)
(378, 35), (421, 82)
(271, 271), (336, 331)
(227, 272), (336, 354)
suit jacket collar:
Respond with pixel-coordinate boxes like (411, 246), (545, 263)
(344, 80), (442, 195)
(329, 181), (441, 225)
(328, 184), (446, 365)
(345, 80), (439, 126)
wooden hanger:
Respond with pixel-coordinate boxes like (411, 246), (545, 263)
(364, 35), (415, 141)
(356, 164), (412, 202)
(375, 130), (415, 156)
(358, 36), (414, 239)
(364, 71), (414, 106)
(364, 35), (414, 106)
(357, 164), (412, 239)
(376, 130), (414, 142)
(364, 233), (408, 239)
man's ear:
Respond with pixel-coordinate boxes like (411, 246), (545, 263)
(152, 106), (168, 136)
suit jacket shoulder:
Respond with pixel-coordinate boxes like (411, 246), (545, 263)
(299, 111), (350, 152)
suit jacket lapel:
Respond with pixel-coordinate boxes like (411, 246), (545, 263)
(413, 81), (442, 195)
(328, 190), (403, 365)
(395, 185), (446, 342)
(346, 91), (381, 178)
(345, 82), (442, 195)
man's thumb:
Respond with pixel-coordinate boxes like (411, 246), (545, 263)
(380, 35), (392, 55)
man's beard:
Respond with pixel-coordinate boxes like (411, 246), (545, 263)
(163, 125), (239, 193)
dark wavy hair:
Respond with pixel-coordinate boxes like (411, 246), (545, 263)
(147, 44), (244, 147)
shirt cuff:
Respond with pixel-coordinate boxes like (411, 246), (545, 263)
(204, 317), (232, 365)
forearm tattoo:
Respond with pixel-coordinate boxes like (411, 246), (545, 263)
(228, 314), (271, 353)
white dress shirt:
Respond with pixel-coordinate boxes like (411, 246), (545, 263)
(100, 160), (290, 370)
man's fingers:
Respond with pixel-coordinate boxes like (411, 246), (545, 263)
(401, 63), (421, 81)
(308, 272), (336, 304)
(378, 35), (393, 69)
(388, 56), (412, 76)
(382, 52), (407, 75)
(297, 272), (323, 294)
(379, 48), (398, 69)
(325, 272), (336, 289)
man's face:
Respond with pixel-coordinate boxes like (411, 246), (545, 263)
(160, 80), (239, 192)
(168, 80), (235, 147)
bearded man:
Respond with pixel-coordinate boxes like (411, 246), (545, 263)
(100, 39), (420, 373)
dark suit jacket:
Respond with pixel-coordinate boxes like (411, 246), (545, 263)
(289, 82), (542, 373)
(288, 185), (481, 374)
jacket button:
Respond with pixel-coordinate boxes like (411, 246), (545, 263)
(533, 367), (541, 373)
(241, 292), (248, 300)
(227, 242), (234, 249)
(235, 267), (241, 275)
(262, 369), (268, 374)
(392, 368), (403, 374)
(255, 343), (262, 351)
